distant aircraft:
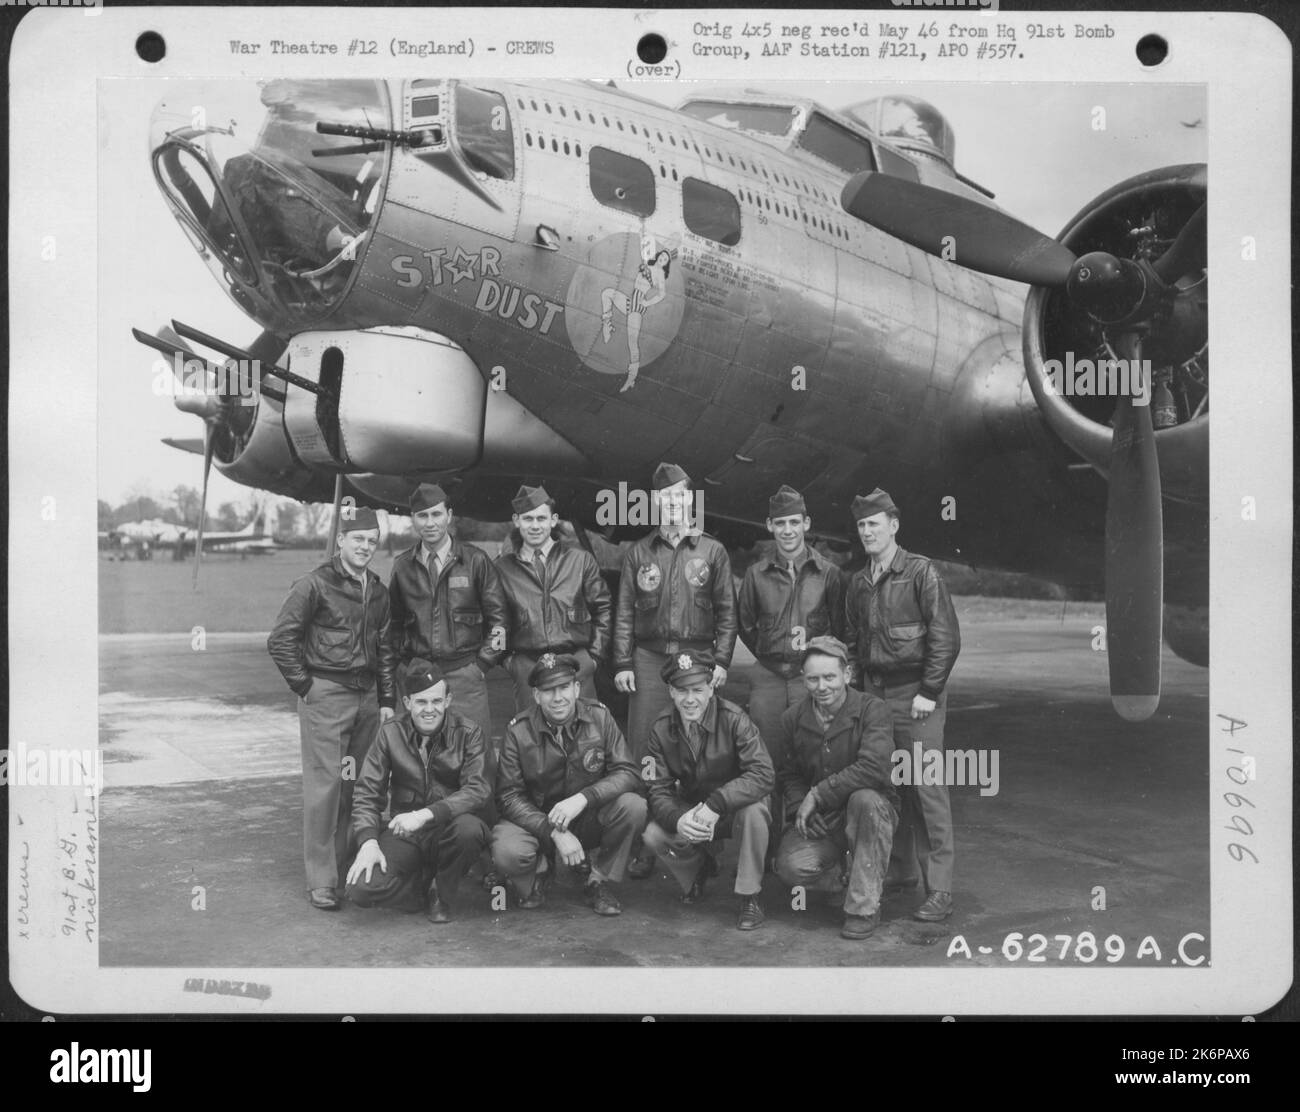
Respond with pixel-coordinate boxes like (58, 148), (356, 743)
(135, 79), (1207, 718)
(109, 504), (277, 555)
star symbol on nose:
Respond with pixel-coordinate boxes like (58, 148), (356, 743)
(446, 247), (479, 285)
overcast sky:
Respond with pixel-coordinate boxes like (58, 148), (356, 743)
(98, 79), (1206, 510)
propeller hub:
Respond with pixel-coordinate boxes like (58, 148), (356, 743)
(1066, 251), (1145, 322)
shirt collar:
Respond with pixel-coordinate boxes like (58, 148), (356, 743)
(405, 716), (446, 752)
(871, 542), (904, 578)
(652, 528), (699, 549)
(672, 695), (718, 738)
(419, 536), (453, 568)
(332, 554), (367, 586)
(770, 545), (814, 574)
(520, 536), (556, 563)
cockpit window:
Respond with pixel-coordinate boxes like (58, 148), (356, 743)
(455, 86), (515, 180)
(796, 113), (877, 176)
(589, 147), (655, 216)
(149, 79), (389, 328)
(680, 101), (796, 137)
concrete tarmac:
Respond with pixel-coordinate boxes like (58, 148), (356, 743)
(98, 614), (1209, 969)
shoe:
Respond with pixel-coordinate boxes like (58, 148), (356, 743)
(308, 887), (340, 911)
(517, 877), (547, 910)
(627, 853), (656, 880)
(425, 880), (450, 924)
(585, 880), (622, 916)
(884, 876), (920, 895)
(737, 895), (765, 931)
(913, 890), (953, 922)
(841, 910), (880, 939)
(481, 869), (502, 892)
(680, 853), (717, 904)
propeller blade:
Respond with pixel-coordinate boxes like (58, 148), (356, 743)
(193, 425), (215, 591)
(1152, 202), (1207, 285)
(1103, 333), (1163, 720)
(325, 473), (345, 561)
(841, 172), (1078, 286)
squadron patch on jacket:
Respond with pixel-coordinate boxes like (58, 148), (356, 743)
(581, 747), (606, 773)
(684, 557), (711, 588)
(636, 563), (662, 591)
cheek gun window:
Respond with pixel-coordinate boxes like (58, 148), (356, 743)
(456, 86), (515, 180)
(682, 177), (741, 246)
(589, 146), (656, 216)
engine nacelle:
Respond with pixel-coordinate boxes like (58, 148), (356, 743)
(1022, 164), (1208, 506)
(214, 395), (330, 501)
(281, 326), (586, 477)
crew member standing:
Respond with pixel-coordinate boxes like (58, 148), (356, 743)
(267, 507), (397, 911)
(612, 462), (737, 877)
(388, 483), (508, 760)
(844, 488), (961, 922)
(738, 483), (845, 759)
(495, 484), (612, 714)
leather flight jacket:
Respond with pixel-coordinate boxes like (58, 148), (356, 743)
(777, 688), (898, 820)
(844, 546), (961, 700)
(351, 708), (490, 848)
(738, 546), (845, 677)
(495, 535), (613, 661)
(612, 530), (738, 671)
(496, 699), (641, 850)
(645, 696), (774, 833)
(267, 556), (397, 705)
(388, 539), (509, 674)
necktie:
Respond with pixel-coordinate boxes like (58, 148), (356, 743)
(534, 548), (546, 585)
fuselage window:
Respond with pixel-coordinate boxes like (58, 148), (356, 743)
(682, 177), (740, 246)
(456, 87), (514, 180)
(589, 146), (655, 216)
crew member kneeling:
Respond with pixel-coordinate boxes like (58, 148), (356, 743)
(492, 654), (646, 916)
(775, 637), (899, 940)
(345, 659), (491, 923)
(643, 649), (775, 930)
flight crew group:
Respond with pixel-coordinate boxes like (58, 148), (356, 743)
(268, 464), (961, 941)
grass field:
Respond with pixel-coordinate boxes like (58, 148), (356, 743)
(98, 544), (1103, 634)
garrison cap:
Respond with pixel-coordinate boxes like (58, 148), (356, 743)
(851, 488), (898, 521)
(528, 652), (581, 690)
(512, 484), (553, 515)
(768, 484), (806, 519)
(339, 506), (379, 533)
(652, 462), (692, 491)
(803, 635), (850, 667)
(402, 658), (446, 696)
(410, 483), (449, 513)
(660, 648), (716, 688)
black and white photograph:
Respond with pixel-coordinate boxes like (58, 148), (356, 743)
(6, 6), (1292, 1019)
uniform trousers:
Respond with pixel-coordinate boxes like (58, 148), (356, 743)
(345, 813), (490, 910)
(491, 792), (647, 895)
(298, 676), (379, 891)
(864, 682), (953, 893)
(643, 799), (771, 897)
(775, 788), (898, 917)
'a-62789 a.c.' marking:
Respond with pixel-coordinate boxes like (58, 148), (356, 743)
(945, 931), (1208, 965)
